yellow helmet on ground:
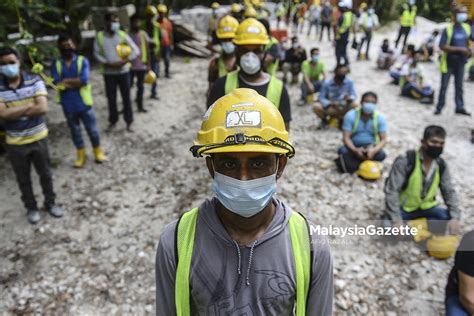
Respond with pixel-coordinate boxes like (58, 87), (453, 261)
(243, 6), (258, 18)
(427, 235), (460, 259)
(406, 217), (432, 242)
(356, 160), (382, 180)
(211, 2), (220, 9)
(116, 44), (132, 59)
(157, 4), (168, 13)
(216, 15), (239, 39)
(233, 18), (269, 45)
(190, 88), (295, 158)
(144, 70), (157, 84)
(231, 3), (242, 13)
(145, 5), (158, 16)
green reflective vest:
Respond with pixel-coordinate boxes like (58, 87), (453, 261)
(400, 150), (440, 212)
(352, 108), (379, 144)
(265, 37), (280, 76)
(400, 4), (416, 27)
(439, 23), (471, 74)
(143, 20), (161, 56)
(217, 57), (228, 78)
(55, 55), (93, 106)
(174, 207), (312, 316)
(138, 30), (148, 64)
(224, 70), (283, 108)
(337, 11), (353, 39)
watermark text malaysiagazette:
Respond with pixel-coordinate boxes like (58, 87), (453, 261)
(311, 224), (417, 238)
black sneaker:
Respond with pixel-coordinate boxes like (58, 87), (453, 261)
(138, 108), (148, 113)
(106, 124), (116, 133)
(150, 95), (160, 100)
(455, 109), (471, 116)
(420, 97), (433, 105)
(27, 209), (41, 224)
(434, 109), (442, 115)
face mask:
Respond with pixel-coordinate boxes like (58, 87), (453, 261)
(311, 55), (320, 63)
(335, 74), (346, 81)
(368, 8), (375, 15)
(425, 145), (443, 159)
(239, 51), (261, 75)
(1, 64), (20, 78)
(213, 171), (277, 218)
(222, 42), (235, 54)
(110, 22), (120, 32)
(456, 13), (468, 23)
(60, 47), (74, 57)
(362, 102), (376, 114)
(293, 43), (300, 49)
(408, 0), (415, 5)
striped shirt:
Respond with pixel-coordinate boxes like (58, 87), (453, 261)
(0, 73), (48, 145)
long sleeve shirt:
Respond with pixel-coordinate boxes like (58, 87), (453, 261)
(93, 31), (139, 75)
(319, 77), (357, 108)
(384, 151), (460, 221)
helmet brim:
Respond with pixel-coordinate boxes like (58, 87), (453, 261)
(199, 144), (289, 155)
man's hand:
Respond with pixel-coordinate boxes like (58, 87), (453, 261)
(366, 147), (378, 160)
(354, 147), (366, 160)
(108, 60), (127, 68)
(307, 84), (314, 94)
(447, 219), (460, 235)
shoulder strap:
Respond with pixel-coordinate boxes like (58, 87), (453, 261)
(402, 150), (417, 190)
(77, 55), (84, 74)
(351, 108), (361, 134)
(266, 76), (283, 108)
(174, 207), (199, 316)
(373, 111), (379, 144)
(288, 211), (312, 315)
(224, 70), (239, 94)
(55, 59), (62, 78)
(97, 31), (104, 56)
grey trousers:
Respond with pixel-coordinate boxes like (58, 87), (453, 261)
(6, 138), (56, 210)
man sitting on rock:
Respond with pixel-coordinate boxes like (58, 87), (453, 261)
(336, 91), (387, 173)
(313, 64), (357, 128)
(384, 125), (460, 235)
(399, 51), (434, 104)
(299, 47), (326, 106)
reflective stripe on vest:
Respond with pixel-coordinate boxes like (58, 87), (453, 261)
(265, 37), (280, 76)
(217, 57), (227, 78)
(174, 208), (311, 316)
(55, 55), (93, 106)
(352, 108), (379, 144)
(224, 70), (283, 108)
(400, 150), (440, 212)
(139, 30), (148, 64)
(439, 23), (471, 74)
(338, 11), (353, 37)
(400, 5), (416, 27)
(152, 21), (161, 55)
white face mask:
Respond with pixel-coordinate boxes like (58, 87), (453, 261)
(110, 22), (120, 32)
(222, 42), (235, 54)
(239, 51), (261, 75)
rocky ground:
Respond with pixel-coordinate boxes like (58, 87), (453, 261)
(0, 17), (473, 315)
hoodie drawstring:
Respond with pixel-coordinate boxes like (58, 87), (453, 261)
(246, 240), (257, 286)
(232, 239), (242, 275)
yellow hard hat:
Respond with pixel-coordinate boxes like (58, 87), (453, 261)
(144, 70), (157, 84)
(356, 160), (382, 180)
(116, 44), (132, 59)
(407, 217), (432, 242)
(233, 18), (269, 45)
(359, 2), (368, 9)
(216, 15), (239, 39)
(157, 4), (168, 13)
(190, 88), (295, 158)
(427, 235), (460, 259)
(231, 3), (242, 13)
(211, 2), (220, 9)
(243, 6), (258, 18)
(145, 5), (158, 16)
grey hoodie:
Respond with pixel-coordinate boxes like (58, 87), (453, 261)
(155, 197), (333, 315)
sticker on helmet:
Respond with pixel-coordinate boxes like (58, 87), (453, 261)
(246, 26), (261, 34)
(226, 110), (261, 128)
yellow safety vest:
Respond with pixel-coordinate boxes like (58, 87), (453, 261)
(336, 11), (353, 39)
(174, 207), (312, 316)
(352, 108), (380, 144)
(439, 23), (471, 74)
(55, 55), (93, 106)
(400, 4), (416, 27)
(265, 37), (280, 76)
(97, 30), (128, 73)
(224, 70), (283, 108)
(400, 150), (440, 212)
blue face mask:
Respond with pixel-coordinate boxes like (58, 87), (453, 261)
(110, 22), (121, 32)
(362, 102), (376, 114)
(1, 64), (20, 78)
(456, 13), (468, 23)
(212, 171), (277, 218)
(311, 55), (320, 63)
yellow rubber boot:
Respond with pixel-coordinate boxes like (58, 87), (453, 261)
(93, 146), (106, 163)
(74, 148), (86, 168)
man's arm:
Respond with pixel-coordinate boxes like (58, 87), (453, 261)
(207, 76), (226, 108)
(384, 155), (409, 221)
(61, 58), (90, 89)
(348, 80), (357, 101)
(318, 82), (330, 108)
(439, 29), (471, 55)
(126, 34), (141, 61)
(459, 270), (474, 314)
(23, 95), (48, 117)
(93, 38), (107, 64)
(279, 86), (292, 131)
(439, 164), (460, 220)
(0, 101), (33, 120)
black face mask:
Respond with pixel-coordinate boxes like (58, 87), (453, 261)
(60, 47), (74, 57)
(335, 74), (346, 82)
(425, 145), (443, 159)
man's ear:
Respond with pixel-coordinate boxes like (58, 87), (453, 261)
(206, 156), (215, 179)
(276, 155), (288, 180)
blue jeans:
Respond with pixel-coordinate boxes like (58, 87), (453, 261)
(301, 80), (322, 100)
(161, 46), (172, 77)
(64, 107), (100, 149)
(437, 61), (466, 112)
(390, 70), (401, 85)
(335, 39), (349, 66)
(338, 145), (386, 161)
(402, 83), (434, 99)
(150, 58), (159, 96)
(446, 295), (470, 316)
(401, 205), (450, 234)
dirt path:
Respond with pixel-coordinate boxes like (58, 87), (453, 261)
(0, 17), (472, 315)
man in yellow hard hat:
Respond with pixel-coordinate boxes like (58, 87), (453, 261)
(207, 15), (239, 97)
(93, 13), (139, 132)
(231, 3), (243, 21)
(143, 5), (161, 100)
(384, 125), (461, 235)
(157, 4), (174, 78)
(155, 88), (333, 315)
(395, 0), (417, 50)
(209, 2), (221, 45)
(207, 18), (292, 131)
